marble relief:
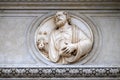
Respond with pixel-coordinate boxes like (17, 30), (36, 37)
(36, 11), (93, 64)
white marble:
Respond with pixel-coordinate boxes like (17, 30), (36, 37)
(36, 11), (93, 64)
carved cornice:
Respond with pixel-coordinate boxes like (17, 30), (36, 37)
(0, 0), (120, 2)
(0, 67), (120, 78)
(0, 0), (119, 10)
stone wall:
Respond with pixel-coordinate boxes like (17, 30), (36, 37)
(0, 0), (120, 79)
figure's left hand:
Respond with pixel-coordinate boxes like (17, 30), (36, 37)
(61, 42), (77, 55)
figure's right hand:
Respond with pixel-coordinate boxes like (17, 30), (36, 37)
(59, 41), (77, 57)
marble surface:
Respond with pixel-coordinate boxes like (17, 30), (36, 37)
(0, 0), (120, 79)
(0, 11), (120, 67)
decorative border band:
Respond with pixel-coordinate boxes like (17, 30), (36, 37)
(0, 1), (119, 10)
(0, 67), (120, 78)
(0, 0), (119, 2)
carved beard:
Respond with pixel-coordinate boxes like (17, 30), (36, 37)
(55, 19), (67, 28)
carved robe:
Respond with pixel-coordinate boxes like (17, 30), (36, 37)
(48, 25), (92, 64)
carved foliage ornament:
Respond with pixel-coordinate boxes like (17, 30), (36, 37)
(36, 11), (93, 64)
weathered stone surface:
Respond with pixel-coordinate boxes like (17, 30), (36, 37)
(0, 0), (120, 79)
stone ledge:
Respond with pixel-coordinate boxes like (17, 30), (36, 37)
(0, 0), (120, 2)
(0, 1), (119, 10)
(0, 67), (119, 78)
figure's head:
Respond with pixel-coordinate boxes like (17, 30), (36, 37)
(54, 11), (71, 28)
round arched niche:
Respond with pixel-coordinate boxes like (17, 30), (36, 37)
(27, 11), (102, 65)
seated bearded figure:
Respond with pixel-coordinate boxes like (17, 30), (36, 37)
(48, 11), (93, 64)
